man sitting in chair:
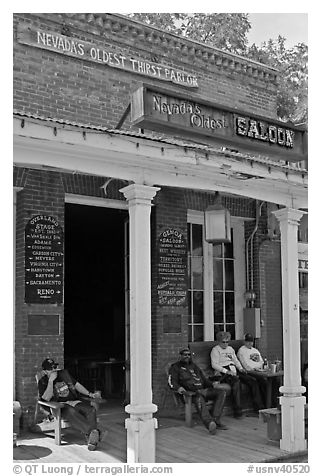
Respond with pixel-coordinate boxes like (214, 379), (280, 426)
(38, 357), (101, 450)
(168, 348), (228, 435)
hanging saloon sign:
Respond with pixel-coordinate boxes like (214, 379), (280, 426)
(131, 85), (307, 162)
(25, 215), (64, 304)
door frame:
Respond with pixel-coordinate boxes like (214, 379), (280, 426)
(64, 193), (129, 396)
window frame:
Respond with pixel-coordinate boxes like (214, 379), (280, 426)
(187, 210), (246, 341)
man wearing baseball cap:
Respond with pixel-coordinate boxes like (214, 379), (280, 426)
(237, 334), (279, 408)
(168, 348), (228, 435)
(38, 357), (102, 450)
(237, 334), (264, 371)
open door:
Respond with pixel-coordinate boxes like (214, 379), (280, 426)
(64, 202), (128, 400)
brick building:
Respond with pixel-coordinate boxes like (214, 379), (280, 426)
(13, 13), (308, 461)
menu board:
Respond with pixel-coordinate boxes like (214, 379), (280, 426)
(157, 228), (187, 306)
(25, 215), (63, 304)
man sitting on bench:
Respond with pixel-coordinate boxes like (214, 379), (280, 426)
(168, 348), (228, 434)
(237, 333), (279, 407)
(211, 332), (265, 416)
(38, 357), (102, 450)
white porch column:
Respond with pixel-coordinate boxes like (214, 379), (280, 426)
(273, 207), (306, 452)
(120, 183), (160, 463)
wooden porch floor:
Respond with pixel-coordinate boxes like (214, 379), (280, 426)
(13, 402), (305, 464)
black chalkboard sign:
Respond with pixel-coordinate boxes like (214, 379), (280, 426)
(157, 228), (187, 306)
(25, 215), (63, 304)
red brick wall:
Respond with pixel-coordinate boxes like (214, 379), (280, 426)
(14, 166), (284, 409)
(15, 169), (65, 416)
(13, 13), (278, 133)
(151, 187), (256, 405)
(258, 240), (283, 361)
(14, 167), (125, 414)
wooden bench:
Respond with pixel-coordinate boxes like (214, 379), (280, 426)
(189, 340), (244, 377)
(189, 340), (253, 412)
(164, 340), (251, 427)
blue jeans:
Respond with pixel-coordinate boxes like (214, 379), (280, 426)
(61, 401), (97, 435)
(219, 372), (242, 416)
(193, 387), (226, 429)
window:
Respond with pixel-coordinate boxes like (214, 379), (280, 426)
(212, 233), (236, 339)
(187, 223), (204, 342)
(187, 211), (245, 342)
(299, 271), (308, 289)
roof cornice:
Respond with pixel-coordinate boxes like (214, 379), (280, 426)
(29, 12), (279, 84)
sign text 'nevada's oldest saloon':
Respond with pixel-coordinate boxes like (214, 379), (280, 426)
(131, 86), (307, 161)
(157, 228), (187, 306)
(17, 24), (198, 89)
(25, 215), (64, 304)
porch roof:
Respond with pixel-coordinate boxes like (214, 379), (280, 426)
(13, 111), (308, 209)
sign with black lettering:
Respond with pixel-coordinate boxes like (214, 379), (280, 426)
(25, 215), (63, 304)
(131, 85), (307, 161)
(157, 228), (187, 306)
(17, 23), (198, 89)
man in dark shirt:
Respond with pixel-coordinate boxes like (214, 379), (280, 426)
(168, 348), (228, 434)
(38, 357), (101, 450)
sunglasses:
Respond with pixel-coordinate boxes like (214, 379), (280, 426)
(221, 341), (229, 344)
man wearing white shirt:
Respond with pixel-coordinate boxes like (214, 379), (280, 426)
(237, 333), (279, 407)
(237, 333), (264, 371)
(210, 331), (244, 418)
(211, 332), (264, 415)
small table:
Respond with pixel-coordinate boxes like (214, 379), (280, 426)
(248, 370), (284, 408)
(96, 361), (125, 397)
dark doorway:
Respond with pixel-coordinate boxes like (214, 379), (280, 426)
(64, 203), (128, 396)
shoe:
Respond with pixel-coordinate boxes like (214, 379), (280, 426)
(208, 421), (217, 435)
(87, 429), (99, 451)
(214, 420), (228, 430)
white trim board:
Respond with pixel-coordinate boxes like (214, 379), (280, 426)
(65, 193), (128, 210)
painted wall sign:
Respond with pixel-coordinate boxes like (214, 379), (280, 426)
(17, 23), (198, 89)
(157, 228), (187, 306)
(131, 85), (307, 161)
(25, 215), (64, 304)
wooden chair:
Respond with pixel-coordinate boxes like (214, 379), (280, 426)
(163, 362), (231, 427)
(34, 371), (71, 445)
(34, 371), (104, 445)
(161, 363), (195, 427)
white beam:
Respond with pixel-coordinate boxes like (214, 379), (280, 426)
(13, 118), (307, 208)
